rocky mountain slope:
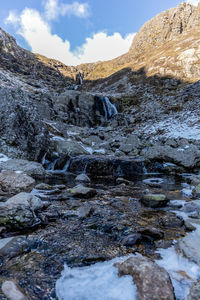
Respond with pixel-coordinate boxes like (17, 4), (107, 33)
(78, 2), (200, 83)
(1, 3), (200, 299)
(0, 2), (200, 162)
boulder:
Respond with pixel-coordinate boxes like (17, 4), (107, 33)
(0, 236), (33, 258)
(141, 194), (169, 208)
(0, 192), (47, 230)
(122, 233), (142, 247)
(52, 140), (89, 156)
(69, 155), (145, 178)
(68, 184), (96, 198)
(142, 144), (200, 168)
(75, 173), (91, 184)
(0, 171), (35, 194)
(35, 183), (55, 190)
(53, 90), (96, 126)
(0, 159), (45, 179)
(115, 256), (175, 300)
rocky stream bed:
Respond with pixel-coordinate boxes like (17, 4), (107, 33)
(0, 149), (200, 299)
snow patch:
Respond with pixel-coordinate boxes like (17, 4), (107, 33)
(56, 257), (137, 300)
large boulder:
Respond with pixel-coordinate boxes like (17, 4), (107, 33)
(0, 88), (49, 160)
(68, 184), (96, 199)
(0, 171), (35, 194)
(141, 194), (169, 208)
(142, 144), (200, 168)
(0, 159), (45, 179)
(53, 90), (96, 126)
(69, 155), (145, 178)
(0, 192), (47, 230)
(115, 256), (175, 300)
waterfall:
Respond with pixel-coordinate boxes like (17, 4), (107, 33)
(95, 96), (118, 120)
(63, 159), (71, 172)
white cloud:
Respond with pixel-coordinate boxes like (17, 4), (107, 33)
(5, 3), (135, 66)
(75, 32), (135, 63)
(186, 0), (200, 6)
(5, 11), (20, 27)
(44, 0), (59, 20)
(44, 0), (89, 20)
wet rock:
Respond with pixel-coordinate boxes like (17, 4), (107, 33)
(68, 184), (96, 198)
(143, 178), (164, 188)
(184, 220), (196, 232)
(0, 192), (47, 230)
(138, 227), (164, 239)
(163, 162), (183, 174)
(115, 256), (175, 300)
(35, 183), (55, 190)
(187, 280), (200, 300)
(75, 174), (91, 184)
(141, 194), (169, 208)
(116, 177), (131, 185)
(0, 171), (35, 194)
(178, 229), (200, 266)
(122, 233), (142, 247)
(192, 184), (200, 197)
(2, 279), (28, 300)
(69, 155), (145, 178)
(0, 236), (33, 258)
(0, 159), (45, 179)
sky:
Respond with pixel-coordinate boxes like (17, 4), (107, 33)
(0, 0), (199, 66)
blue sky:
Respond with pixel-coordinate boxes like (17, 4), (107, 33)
(1, 0), (198, 65)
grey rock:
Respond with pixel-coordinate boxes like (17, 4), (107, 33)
(0, 236), (33, 258)
(115, 256), (175, 300)
(68, 184), (96, 198)
(0, 171), (35, 194)
(0, 159), (45, 179)
(75, 173), (91, 184)
(122, 233), (142, 246)
(119, 143), (133, 154)
(0, 192), (47, 229)
(52, 139), (89, 156)
(141, 194), (169, 208)
(142, 144), (200, 168)
(35, 183), (54, 190)
(0, 88), (49, 161)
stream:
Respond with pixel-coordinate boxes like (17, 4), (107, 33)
(0, 152), (200, 299)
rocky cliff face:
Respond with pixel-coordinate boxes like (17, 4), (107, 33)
(75, 2), (200, 83)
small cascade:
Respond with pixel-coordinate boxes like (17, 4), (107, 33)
(83, 162), (88, 174)
(95, 96), (118, 120)
(46, 157), (60, 171)
(62, 159), (71, 173)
